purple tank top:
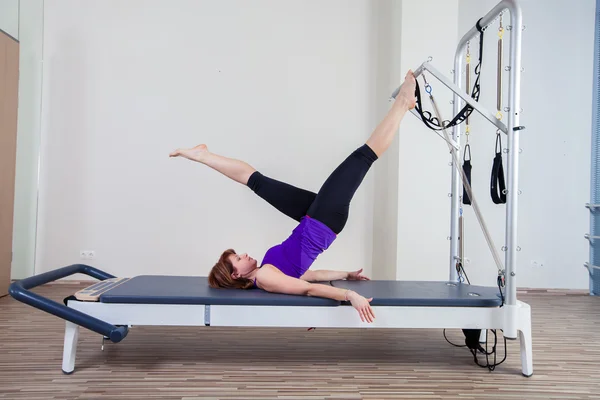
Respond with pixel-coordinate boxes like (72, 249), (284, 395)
(260, 216), (337, 278)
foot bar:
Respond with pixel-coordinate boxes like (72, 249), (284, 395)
(8, 264), (129, 343)
(391, 61), (508, 135)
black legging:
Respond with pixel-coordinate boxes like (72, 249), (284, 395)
(247, 144), (378, 234)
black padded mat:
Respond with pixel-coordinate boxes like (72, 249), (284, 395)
(332, 280), (503, 307)
(99, 275), (339, 306)
(99, 276), (502, 308)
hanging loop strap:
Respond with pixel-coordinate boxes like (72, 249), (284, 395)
(490, 133), (507, 204)
(462, 144), (472, 205)
(413, 19), (486, 132)
(463, 143), (472, 161)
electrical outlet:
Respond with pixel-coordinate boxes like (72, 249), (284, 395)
(80, 250), (95, 260)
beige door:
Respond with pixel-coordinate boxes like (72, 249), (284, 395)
(0, 31), (19, 297)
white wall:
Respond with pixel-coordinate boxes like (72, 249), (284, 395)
(371, 0), (461, 282)
(1, 0), (45, 281)
(394, 0), (460, 282)
(0, 0), (19, 40)
(11, 0), (44, 280)
(17, 0), (597, 290)
(371, 0), (401, 280)
(36, 0), (379, 278)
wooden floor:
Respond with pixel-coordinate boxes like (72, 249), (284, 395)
(0, 283), (599, 400)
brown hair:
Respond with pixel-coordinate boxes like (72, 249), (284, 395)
(208, 248), (254, 290)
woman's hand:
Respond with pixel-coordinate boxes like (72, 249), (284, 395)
(347, 268), (370, 281)
(347, 290), (375, 323)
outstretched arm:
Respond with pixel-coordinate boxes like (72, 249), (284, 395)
(300, 268), (370, 282)
(257, 265), (375, 323)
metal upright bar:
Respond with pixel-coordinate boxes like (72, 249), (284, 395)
(503, 0), (523, 312)
(449, 57), (462, 283)
(450, 1), (523, 307)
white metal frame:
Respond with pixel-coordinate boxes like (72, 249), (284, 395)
(449, 0), (524, 315)
(397, 1), (523, 299)
(390, 0), (527, 339)
(63, 300), (533, 376)
(389, 0), (523, 296)
(57, 0), (537, 379)
(390, 0), (532, 375)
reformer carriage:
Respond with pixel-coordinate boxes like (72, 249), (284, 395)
(9, 0), (532, 377)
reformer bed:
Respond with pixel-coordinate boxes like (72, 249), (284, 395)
(8, 263), (533, 376)
(9, 0), (533, 378)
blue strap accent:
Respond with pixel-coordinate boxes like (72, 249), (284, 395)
(9, 264), (129, 343)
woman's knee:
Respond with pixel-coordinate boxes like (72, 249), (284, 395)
(246, 171), (263, 192)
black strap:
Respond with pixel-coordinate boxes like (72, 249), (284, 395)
(490, 134), (506, 204)
(462, 144), (472, 205)
(413, 18), (486, 131)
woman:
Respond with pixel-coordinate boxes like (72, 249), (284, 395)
(170, 70), (416, 323)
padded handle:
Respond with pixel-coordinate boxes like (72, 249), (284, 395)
(9, 264), (129, 343)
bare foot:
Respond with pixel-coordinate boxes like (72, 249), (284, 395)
(169, 144), (209, 162)
(397, 70), (416, 109)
